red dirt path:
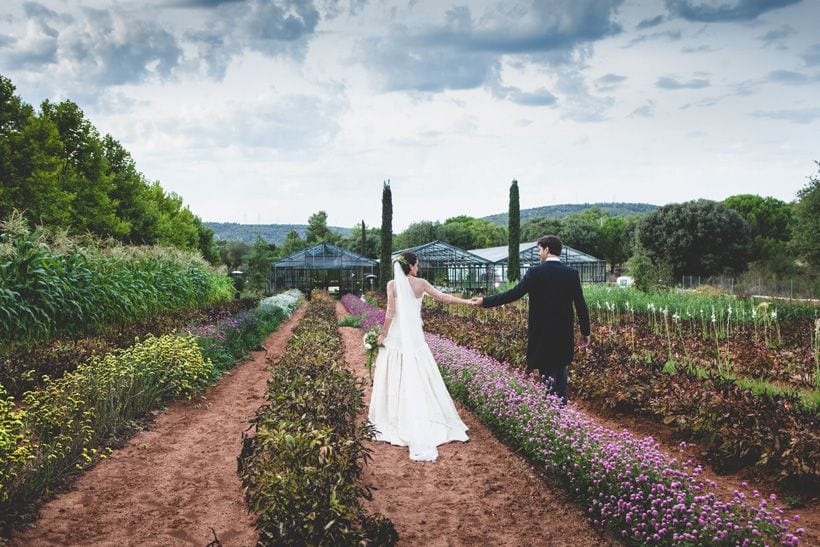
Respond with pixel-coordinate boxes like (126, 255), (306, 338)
(12, 305), (306, 547)
(336, 302), (613, 546)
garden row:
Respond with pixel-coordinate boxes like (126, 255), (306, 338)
(422, 304), (819, 490)
(0, 297), (259, 398)
(0, 291), (302, 531)
(238, 292), (397, 545)
(446, 296), (817, 393)
(0, 220), (233, 354)
(582, 285), (818, 322)
(341, 296), (805, 545)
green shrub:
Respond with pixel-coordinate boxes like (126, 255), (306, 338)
(238, 293), (396, 545)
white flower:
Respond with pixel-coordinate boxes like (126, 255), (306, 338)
(364, 343), (373, 350)
(771, 310), (777, 319)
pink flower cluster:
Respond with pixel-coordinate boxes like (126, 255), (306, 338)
(340, 294), (385, 332)
(339, 295), (805, 545)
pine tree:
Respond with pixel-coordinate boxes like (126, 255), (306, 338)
(379, 181), (393, 291)
(507, 179), (521, 282)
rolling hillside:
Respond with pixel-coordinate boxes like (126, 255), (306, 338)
(204, 222), (351, 245)
(482, 202), (658, 225)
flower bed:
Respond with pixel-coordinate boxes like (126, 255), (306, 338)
(426, 333), (804, 545)
(342, 296), (806, 544)
(421, 305), (819, 488)
(238, 292), (396, 545)
(0, 334), (211, 518)
(0, 297), (260, 398)
(0, 291), (302, 530)
(340, 293), (385, 332)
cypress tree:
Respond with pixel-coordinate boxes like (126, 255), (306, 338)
(360, 219), (366, 256)
(379, 180), (393, 291)
(507, 179), (521, 282)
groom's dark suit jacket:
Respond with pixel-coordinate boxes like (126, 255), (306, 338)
(482, 260), (590, 374)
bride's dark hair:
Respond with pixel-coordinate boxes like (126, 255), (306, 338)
(397, 251), (418, 275)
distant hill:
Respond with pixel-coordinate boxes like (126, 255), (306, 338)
(205, 222), (351, 245)
(483, 202), (658, 225)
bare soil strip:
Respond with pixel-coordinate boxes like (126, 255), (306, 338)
(336, 303), (612, 546)
(13, 305), (307, 547)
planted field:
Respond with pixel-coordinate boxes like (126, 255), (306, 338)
(0, 220), (233, 354)
(0, 290), (302, 531)
(341, 295), (809, 545)
(239, 292), (396, 544)
(423, 302), (819, 488)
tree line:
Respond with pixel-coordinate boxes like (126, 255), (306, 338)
(0, 74), (218, 263)
(233, 170), (819, 296)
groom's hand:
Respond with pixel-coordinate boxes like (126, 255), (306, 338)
(470, 297), (483, 307)
(578, 335), (591, 349)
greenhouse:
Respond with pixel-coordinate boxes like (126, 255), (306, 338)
(469, 242), (607, 284)
(272, 243), (377, 295)
(391, 240), (495, 293)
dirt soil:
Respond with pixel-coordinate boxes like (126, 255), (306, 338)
(336, 303), (613, 546)
(12, 305), (306, 547)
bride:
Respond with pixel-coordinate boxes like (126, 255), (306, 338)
(368, 251), (473, 461)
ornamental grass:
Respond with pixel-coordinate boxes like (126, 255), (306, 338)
(0, 216), (234, 355)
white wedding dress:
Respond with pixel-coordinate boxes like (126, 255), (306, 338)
(368, 262), (469, 461)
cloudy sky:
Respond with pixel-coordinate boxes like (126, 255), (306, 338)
(1, 0), (819, 230)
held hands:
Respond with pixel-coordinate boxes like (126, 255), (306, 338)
(469, 296), (483, 307)
(577, 335), (591, 349)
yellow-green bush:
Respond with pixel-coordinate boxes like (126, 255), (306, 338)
(0, 334), (211, 519)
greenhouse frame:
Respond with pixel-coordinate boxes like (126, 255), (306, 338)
(391, 240), (495, 293)
(271, 243), (377, 295)
(469, 242), (607, 284)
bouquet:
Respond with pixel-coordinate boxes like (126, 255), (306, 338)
(362, 326), (381, 383)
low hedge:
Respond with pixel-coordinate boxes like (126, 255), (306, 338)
(238, 292), (396, 545)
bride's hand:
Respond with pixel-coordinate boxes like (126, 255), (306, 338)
(376, 334), (385, 346)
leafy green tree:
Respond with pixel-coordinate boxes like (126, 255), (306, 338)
(561, 208), (606, 258)
(244, 237), (276, 293)
(508, 179), (520, 282)
(379, 181), (393, 291)
(791, 163), (820, 269)
(394, 220), (441, 250)
(440, 216), (506, 250)
(219, 240), (251, 270)
(520, 217), (563, 242)
(306, 210), (340, 244)
(0, 75), (69, 226)
(627, 240), (656, 293)
(41, 99), (127, 238)
(599, 215), (632, 273)
(339, 222), (379, 259)
(279, 230), (307, 257)
(638, 200), (752, 278)
(724, 194), (793, 262)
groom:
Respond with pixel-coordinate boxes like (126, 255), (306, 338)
(472, 235), (590, 405)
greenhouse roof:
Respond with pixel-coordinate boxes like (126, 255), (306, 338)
(392, 240), (492, 266)
(468, 242), (604, 264)
(274, 243), (377, 269)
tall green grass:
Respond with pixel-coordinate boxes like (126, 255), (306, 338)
(0, 213), (233, 353)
